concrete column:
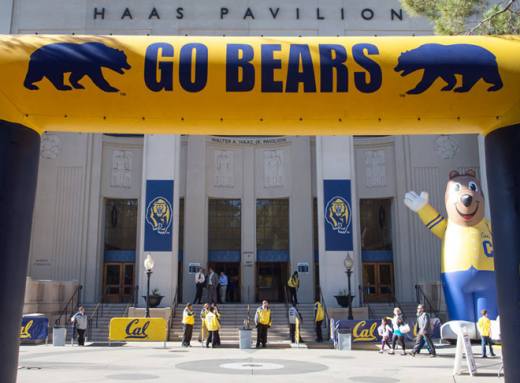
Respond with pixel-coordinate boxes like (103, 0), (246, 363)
(0, 0), (13, 33)
(289, 137), (314, 303)
(316, 136), (360, 308)
(138, 135), (180, 307)
(182, 136), (207, 303)
(241, 146), (256, 303)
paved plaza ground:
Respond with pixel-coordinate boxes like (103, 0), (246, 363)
(18, 341), (504, 383)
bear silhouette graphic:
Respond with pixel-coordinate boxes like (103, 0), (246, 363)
(395, 44), (503, 94)
(24, 42), (131, 92)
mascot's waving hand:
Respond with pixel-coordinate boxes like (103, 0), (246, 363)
(404, 170), (497, 322)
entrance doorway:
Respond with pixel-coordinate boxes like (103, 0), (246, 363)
(360, 198), (395, 303)
(256, 262), (289, 302)
(103, 263), (135, 303)
(208, 262), (241, 303)
(363, 262), (394, 302)
(102, 198), (138, 303)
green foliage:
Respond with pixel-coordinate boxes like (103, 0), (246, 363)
(400, 0), (520, 35)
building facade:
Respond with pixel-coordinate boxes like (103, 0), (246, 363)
(5, 0), (484, 308)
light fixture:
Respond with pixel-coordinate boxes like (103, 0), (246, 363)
(144, 254), (154, 272)
(344, 254), (353, 271)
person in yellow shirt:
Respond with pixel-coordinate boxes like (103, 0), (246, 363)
(477, 309), (496, 358)
(198, 303), (209, 343)
(255, 300), (272, 348)
(204, 306), (220, 348)
(404, 170), (497, 322)
(314, 299), (325, 342)
(287, 271), (300, 305)
(181, 303), (195, 347)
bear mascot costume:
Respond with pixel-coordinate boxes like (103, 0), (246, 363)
(404, 169), (498, 322)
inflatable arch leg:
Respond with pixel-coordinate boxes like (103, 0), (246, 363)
(0, 122), (40, 383)
(486, 124), (520, 383)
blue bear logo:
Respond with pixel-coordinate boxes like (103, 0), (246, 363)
(24, 42), (131, 92)
(395, 44), (503, 94)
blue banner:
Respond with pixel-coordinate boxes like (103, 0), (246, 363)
(324, 179), (353, 251)
(19, 316), (48, 342)
(144, 180), (174, 252)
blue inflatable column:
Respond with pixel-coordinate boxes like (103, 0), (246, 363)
(485, 124), (520, 383)
(0, 122), (40, 383)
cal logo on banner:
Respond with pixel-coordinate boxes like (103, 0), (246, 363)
(19, 315), (49, 342)
(324, 180), (353, 251)
(144, 180), (174, 252)
(109, 317), (168, 342)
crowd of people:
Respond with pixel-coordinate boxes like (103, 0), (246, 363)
(193, 267), (237, 304)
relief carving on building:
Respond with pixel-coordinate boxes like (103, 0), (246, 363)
(264, 149), (284, 187)
(111, 150), (133, 188)
(40, 134), (62, 159)
(434, 135), (459, 160)
(214, 150), (234, 187)
(365, 149), (386, 187)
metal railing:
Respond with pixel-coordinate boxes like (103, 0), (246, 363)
(415, 284), (440, 318)
(169, 288), (178, 329)
(87, 302), (103, 340)
(54, 285), (83, 326)
(318, 286), (331, 340)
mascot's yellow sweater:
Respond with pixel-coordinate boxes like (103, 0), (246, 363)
(418, 204), (494, 273)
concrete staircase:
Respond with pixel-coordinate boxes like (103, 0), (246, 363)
(170, 303), (325, 345)
(82, 303), (129, 342)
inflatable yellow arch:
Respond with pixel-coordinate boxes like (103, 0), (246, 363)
(1, 35), (520, 383)
(0, 35), (519, 135)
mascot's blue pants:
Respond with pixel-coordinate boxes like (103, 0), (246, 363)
(441, 268), (498, 322)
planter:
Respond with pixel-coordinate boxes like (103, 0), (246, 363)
(143, 295), (164, 308)
(334, 295), (355, 308)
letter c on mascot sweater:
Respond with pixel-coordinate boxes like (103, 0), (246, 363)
(404, 170), (497, 322)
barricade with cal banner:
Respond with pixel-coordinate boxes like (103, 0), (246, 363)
(109, 317), (168, 347)
(331, 318), (441, 348)
(19, 314), (49, 344)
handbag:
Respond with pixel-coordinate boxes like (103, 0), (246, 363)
(399, 324), (411, 334)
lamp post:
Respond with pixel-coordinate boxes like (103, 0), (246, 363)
(144, 254), (155, 318)
(344, 254), (354, 320)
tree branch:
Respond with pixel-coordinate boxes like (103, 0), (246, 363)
(468, 0), (516, 34)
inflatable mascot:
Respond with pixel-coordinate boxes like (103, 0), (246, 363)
(404, 170), (497, 322)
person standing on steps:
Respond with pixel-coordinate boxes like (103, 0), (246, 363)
(70, 306), (88, 346)
(182, 303), (195, 347)
(288, 304), (303, 343)
(287, 271), (300, 305)
(255, 300), (272, 348)
(219, 271), (228, 304)
(207, 267), (219, 304)
(193, 268), (205, 304)
(314, 299), (325, 343)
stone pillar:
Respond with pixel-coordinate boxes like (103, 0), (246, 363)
(138, 135), (180, 307)
(182, 136), (207, 303)
(485, 125), (520, 383)
(0, 122), (40, 383)
(241, 146), (256, 303)
(316, 136), (360, 308)
(289, 137), (314, 303)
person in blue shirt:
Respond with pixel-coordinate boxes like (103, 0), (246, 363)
(219, 272), (229, 304)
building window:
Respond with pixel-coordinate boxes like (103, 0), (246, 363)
(360, 199), (392, 251)
(104, 199), (138, 252)
(208, 199), (241, 251)
(256, 199), (289, 250)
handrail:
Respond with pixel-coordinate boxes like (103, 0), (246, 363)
(54, 285), (82, 326)
(319, 286), (331, 340)
(170, 288), (178, 329)
(415, 284), (440, 318)
(87, 302), (102, 341)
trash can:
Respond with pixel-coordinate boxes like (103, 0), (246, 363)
(337, 330), (352, 351)
(239, 329), (252, 349)
(52, 327), (67, 346)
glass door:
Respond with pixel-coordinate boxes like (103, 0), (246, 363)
(256, 262), (288, 303)
(362, 262), (394, 302)
(103, 262), (135, 303)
